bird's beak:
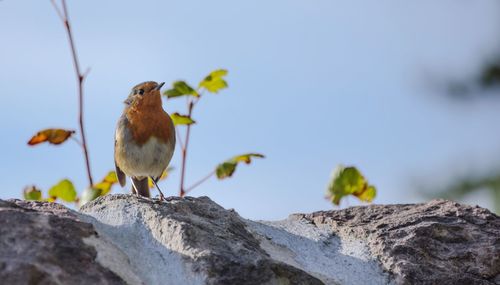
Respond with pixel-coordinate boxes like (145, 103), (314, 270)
(155, 82), (165, 91)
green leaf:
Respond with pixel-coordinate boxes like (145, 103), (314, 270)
(79, 187), (102, 206)
(199, 69), (228, 93)
(23, 186), (42, 201)
(48, 179), (77, 202)
(93, 182), (111, 196)
(216, 162), (237, 179)
(231, 153), (265, 164)
(93, 171), (119, 196)
(163, 81), (199, 98)
(326, 165), (377, 205)
(170, 113), (196, 126)
(103, 171), (118, 184)
(215, 153), (264, 179)
(354, 185), (377, 203)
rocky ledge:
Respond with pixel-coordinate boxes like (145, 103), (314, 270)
(0, 195), (498, 285)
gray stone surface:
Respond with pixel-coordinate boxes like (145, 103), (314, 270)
(294, 199), (500, 285)
(246, 219), (394, 285)
(0, 195), (498, 285)
(80, 195), (322, 285)
(0, 199), (128, 285)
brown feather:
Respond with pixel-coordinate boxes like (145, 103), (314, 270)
(125, 89), (175, 146)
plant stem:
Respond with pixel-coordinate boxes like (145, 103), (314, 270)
(179, 100), (194, 197)
(184, 171), (215, 194)
(53, 0), (94, 187)
(175, 126), (185, 151)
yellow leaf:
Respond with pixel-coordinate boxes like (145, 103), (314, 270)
(93, 171), (119, 196)
(28, 129), (75, 146)
(354, 185), (376, 203)
(199, 69), (228, 93)
(170, 113), (196, 126)
(102, 171), (118, 184)
(231, 153), (265, 164)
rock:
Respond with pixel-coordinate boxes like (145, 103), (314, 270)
(0, 195), (498, 285)
(293, 200), (500, 285)
(0, 199), (129, 285)
(79, 195), (323, 285)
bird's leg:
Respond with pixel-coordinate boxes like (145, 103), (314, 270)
(149, 176), (166, 201)
(130, 178), (140, 197)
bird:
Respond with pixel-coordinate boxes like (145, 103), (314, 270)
(114, 81), (175, 199)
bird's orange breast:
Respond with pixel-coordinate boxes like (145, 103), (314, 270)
(125, 94), (175, 146)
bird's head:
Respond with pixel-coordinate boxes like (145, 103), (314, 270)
(124, 81), (165, 107)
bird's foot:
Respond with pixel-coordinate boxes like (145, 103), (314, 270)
(158, 192), (166, 201)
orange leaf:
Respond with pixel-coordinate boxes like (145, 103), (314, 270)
(28, 129), (76, 146)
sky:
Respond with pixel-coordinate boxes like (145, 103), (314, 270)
(1, 0), (499, 220)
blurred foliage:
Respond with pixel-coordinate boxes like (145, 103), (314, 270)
(23, 186), (42, 201)
(48, 179), (77, 202)
(431, 172), (500, 214)
(93, 171), (119, 196)
(326, 165), (377, 206)
(447, 57), (500, 99)
(480, 61), (500, 88)
(23, 168), (174, 206)
(439, 55), (500, 214)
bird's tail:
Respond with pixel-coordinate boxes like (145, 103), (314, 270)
(131, 177), (150, 197)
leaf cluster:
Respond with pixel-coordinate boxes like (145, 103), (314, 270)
(163, 69), (264, 196)
(326, 165), (377, 205)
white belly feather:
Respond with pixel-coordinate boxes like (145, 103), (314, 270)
(115, 126), (174, 179)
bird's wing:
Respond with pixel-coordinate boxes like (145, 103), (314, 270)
(114, 139), (126, 187)
(114, 114), (128, 187)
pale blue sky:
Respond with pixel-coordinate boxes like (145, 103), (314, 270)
(1, 1), (499, 219)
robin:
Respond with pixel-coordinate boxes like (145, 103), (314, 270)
(114, 81), (175, 199)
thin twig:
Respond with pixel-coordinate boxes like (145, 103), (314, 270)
(184, 170), (215, 194)
(175, 126), (185, 151)
(82, 67), (91, 79)
(50, 0), (65, 22)
(70, 136), (83, 147)
(52, 0), (94, 186)
(178, 88), (205, 197)
(179, 100), (194, 197)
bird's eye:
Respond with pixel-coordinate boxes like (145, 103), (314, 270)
(136, 89), (145, 95)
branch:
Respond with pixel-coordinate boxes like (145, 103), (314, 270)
(50, 0), (64, 22)
(179, 100), (194, 197)
(184, 171), (215, 194)
(178, 88), (204, 197)
(52, 0), (94, 186)
(175, 126), (185, 151)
